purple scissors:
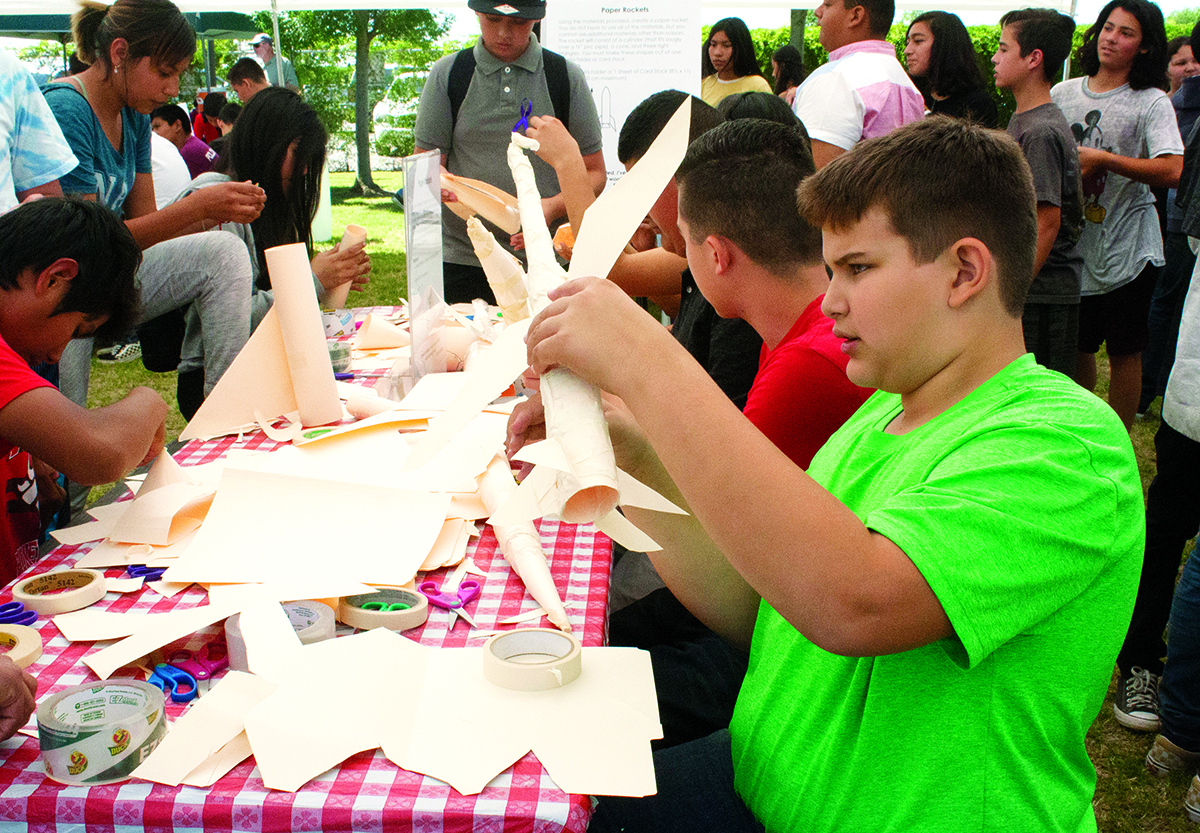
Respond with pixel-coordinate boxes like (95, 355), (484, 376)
(0, 601), (37, 626)
(165, 641), (229, 681)
(127, 564), (168, 582)
(419, 579), (481, 629)
(513, 98), (532, 133)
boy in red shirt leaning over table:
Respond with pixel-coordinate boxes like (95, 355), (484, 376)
(0, 198), (167, 587)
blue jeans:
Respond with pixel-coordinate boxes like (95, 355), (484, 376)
(1161, 540), (1200, 753)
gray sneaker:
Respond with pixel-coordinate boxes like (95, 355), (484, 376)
(1147, 734), (1200, 776)
(1114, 667), (1162, 732)
(1186, 775), (1200, 823)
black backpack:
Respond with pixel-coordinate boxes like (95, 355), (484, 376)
(447, 46), (572, 132)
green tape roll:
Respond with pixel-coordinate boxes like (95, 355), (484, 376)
(38, 681), (168, 785)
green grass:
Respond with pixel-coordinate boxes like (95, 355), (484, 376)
(85, 179), (1193, 830)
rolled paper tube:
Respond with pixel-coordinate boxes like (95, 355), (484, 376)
(467, 217), (531, 322)
(265, 243), (344, 428)
(326, 225), (366, 310)
(478, 454), (571, 632)
(507, 137), (564, 308)
(541, 368), (620, 524)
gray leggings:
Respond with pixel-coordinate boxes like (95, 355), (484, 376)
(59, 230), (253, 405)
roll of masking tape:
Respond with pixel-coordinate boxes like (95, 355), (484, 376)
(38, 681), (168, 785)
(482, 628), (582, 691)
(0, 624), (43, 668)
(13, 569), (106, 616)
(337, 588), (428, 632)
(225, 600), (337, 672)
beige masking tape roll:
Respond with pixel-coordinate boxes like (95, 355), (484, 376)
(13, 569), (106, 616)
(0, 624), (43, 668)
(483, 628), (582, 691)
(337, 588), (429, 632)
(225, 600), (337, 672)
(38, 681), (168, 785)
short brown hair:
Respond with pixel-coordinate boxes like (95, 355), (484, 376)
(798, 117), (1037, 316)
(72, 0), (194, 77)
(676, 119), (822, 273)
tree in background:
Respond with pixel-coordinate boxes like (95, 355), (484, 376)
(250, 9), (448, 195)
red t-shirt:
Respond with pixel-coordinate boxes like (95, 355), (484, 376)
(0, 334), (54, 585)
(742, 295), (875, 468)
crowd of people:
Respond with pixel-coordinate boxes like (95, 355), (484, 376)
(3, 0), (1200, 827)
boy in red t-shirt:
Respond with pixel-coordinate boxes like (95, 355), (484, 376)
(0, 198), (168, 585)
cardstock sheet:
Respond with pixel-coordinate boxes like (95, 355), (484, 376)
(179, 307), (297, 441)
(568, 99), (690, 282)
(383, 644), (660, 797)
(139, 449), (189, 495)
(106, 482), (215, 546)
(72, 530), (197, 570)
(244, 627), (423, 792)
(82, 600), (244, 679)
(132, 671), (278, 787)
(51, 518), (117, 547)
(181, 731), (253, 787)
(403, 319), (531, 472)
(161, 467), (451, 587)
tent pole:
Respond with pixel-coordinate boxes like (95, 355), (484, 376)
(268, 0), (282, 89)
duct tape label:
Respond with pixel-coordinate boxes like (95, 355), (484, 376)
(38, 681), (168, 785)
(482, 628), (582, 691)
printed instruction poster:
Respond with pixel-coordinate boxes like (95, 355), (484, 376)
(543, 2), (701, 185)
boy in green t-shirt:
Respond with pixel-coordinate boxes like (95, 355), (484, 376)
(511, 117), (1143, 831)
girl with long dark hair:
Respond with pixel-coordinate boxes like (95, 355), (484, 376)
(700, 17), (771, 107)
(168, 87), (370, 416)
(903, 11), (998, 126)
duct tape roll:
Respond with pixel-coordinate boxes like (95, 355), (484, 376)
(337, 588), (428, 632)
(38, 681), (168, 785)
(225, 600), (337, 672)
(285, 600), (336, 645)
(13, 569), (106, 616)
(0, 624), (42, 668)
(482, 628), (582, 691)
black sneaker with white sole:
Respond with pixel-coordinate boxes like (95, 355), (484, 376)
(1114, 666), (1162, 732)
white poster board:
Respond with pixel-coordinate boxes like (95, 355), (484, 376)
(404, 148), (447, 381)
(543, 1), (702, 185)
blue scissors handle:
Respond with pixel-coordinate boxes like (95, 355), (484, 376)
(147, 663), (198, 703)
(419, 579), (481, 611)
(0, 601), (37, 626)
(513, 98), (533, 133)
(127, 564), (167, 581)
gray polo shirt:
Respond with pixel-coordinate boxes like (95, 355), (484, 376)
(414, 34), (603, 266)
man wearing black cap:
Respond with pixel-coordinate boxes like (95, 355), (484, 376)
(251, 34), (300, 92)
(413, 0), (605, 304)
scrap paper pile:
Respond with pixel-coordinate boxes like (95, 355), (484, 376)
(44, 100), (693, 798)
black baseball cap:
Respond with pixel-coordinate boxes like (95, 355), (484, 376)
(468, 0), (546, 20)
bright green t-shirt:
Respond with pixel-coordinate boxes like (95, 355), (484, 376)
(729, 354), (1142, 833)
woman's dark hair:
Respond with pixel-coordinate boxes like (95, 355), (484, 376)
(1078, 0), (1169, 91)
(71, 0), (195, 79)
(216, 87), (327, 289)
(772, 44), (808, 95)
(701, 17), (765, 80)
(907, 11), (987, 100)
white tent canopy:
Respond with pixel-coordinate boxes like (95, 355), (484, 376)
(0, 0), (1075, 17)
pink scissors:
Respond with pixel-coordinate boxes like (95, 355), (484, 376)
(419, 579), (480, 629)
(166, 640), (229, 681)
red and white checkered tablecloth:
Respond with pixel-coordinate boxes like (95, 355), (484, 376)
(0, 432), (613, 833)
